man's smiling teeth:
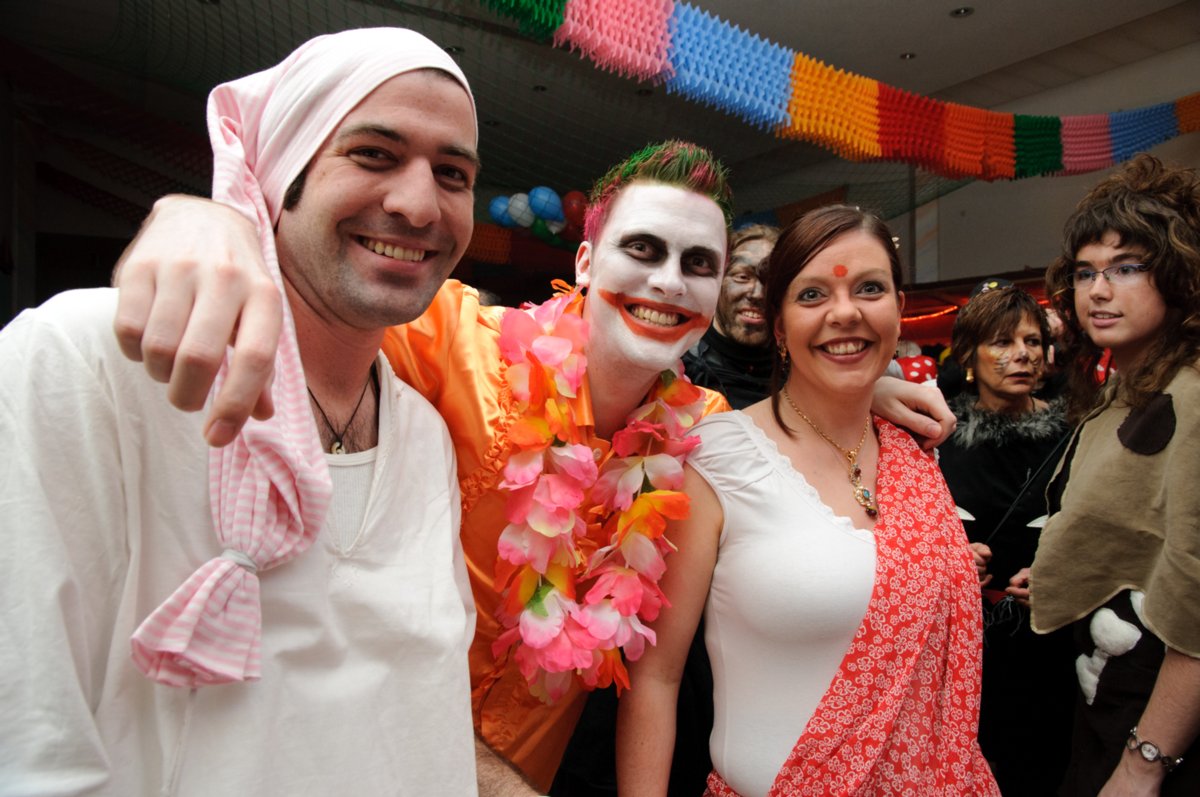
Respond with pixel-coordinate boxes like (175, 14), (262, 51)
(822, 341), (867, 355)
(359, 236), (425, 261)
(629, 305), (682, 327)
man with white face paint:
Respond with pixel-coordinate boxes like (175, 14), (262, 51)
(391, 141), (736, 793)
(573, 166), (729, 438)
(0, 29), (479, 794)
(106, 137), (955, 793)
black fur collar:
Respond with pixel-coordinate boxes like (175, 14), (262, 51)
(949, 393), (1069, 449)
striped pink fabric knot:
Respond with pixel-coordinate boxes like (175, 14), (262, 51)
(129, 28), (474, 688)
(131, 551), (263, 686)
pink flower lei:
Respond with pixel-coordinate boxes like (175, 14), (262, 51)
(492, 282), (708, 702)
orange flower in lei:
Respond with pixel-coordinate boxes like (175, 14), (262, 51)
(493, 282), (707, 702)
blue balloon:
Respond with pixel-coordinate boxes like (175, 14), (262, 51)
(528, 186), (565, 223)
(489, 195), (516, 227)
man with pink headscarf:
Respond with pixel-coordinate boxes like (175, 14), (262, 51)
(0, 29), (482, 794)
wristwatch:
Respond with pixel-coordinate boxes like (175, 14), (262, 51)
(1126, 726), (1184, 773)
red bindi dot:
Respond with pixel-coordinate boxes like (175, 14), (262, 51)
(833, 264), (848, 278)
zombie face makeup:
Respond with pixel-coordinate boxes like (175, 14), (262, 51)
(714, 238), (771, 346)
(577, 182), (727, 383)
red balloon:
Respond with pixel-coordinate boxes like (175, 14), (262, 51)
(562, 190), (588, 227)
(560, 220), (583, 243)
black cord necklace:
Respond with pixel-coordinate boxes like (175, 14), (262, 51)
(307, 366), (377, 454)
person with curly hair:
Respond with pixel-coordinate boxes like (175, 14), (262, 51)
(1017, 154), (1200, 796)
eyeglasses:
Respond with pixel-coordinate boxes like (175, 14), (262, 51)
(1068, 263), (1151, 289)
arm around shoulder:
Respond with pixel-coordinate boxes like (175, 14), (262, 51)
(871, 375), (954, 448)
(113, 194), (280, 446)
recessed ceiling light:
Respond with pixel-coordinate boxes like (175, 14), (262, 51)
(444, 45), (464, 54)
(950, 6), (974, 18)
(899, 52), (917, 60)
(532, 84), (548, 92)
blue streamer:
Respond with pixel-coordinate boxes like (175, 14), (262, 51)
(666, 2), (793, 131)
(1109, 102), (1180, 163)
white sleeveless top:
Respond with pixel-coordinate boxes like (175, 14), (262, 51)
(689, 411), (877, 797)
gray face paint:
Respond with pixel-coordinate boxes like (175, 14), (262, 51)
(987, 338), (1041, 375)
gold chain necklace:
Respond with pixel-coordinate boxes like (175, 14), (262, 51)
(781, 386), (878, 518)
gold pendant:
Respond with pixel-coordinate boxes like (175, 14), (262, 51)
(849, 464), (878, 517)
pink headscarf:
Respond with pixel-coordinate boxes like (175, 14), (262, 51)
(130, 28), (476, 687)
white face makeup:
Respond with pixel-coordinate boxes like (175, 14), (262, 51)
(274, 70), (479, 331)
(576, 182), (727, 380)
(775, 229), (903, 400)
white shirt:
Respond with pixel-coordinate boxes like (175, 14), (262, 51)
(0, 289), (477, 796)
(690, 411), (876, 797)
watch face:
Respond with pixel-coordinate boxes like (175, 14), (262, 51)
(1138, 741), (1161, 762)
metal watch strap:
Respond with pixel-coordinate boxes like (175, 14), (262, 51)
(1127, 726), (1185, 773)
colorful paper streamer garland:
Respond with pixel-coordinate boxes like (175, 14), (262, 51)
(479, 0), (1200, 183)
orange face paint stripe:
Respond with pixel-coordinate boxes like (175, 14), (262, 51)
(597, 289), (712, 343)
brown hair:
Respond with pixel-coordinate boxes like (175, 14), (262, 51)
(951, 287), (1050, 382)
(1045, 155), (1200, 420)
(730, 223), (780, 254)
(765, 205), (903, 435)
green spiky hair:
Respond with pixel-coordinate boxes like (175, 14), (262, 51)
(584, 140), (733, 241)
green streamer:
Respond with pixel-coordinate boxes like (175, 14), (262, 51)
(481, 0), (568, 42)
(1013, 115), (1064, 178)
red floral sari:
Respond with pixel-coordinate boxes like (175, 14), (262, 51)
(706, 421), (999, 796)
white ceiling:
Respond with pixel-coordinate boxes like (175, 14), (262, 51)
(3, 0), (1199, 223)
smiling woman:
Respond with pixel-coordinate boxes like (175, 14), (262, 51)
(616, 205), (999, 797)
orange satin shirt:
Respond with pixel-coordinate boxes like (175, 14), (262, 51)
(381, 281), (730, 790)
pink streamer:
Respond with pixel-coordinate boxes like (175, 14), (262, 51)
(554, 0), (674, 81)
(1060, 114), (1113, 175)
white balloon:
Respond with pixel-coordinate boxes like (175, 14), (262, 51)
(546, 219), (566, 234)
(508, 193), (535, 227)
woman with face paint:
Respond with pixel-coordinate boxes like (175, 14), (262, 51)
(617, 205), (998, 797)
(1023, 155), (1200, 797)
(937, 286), (1075, 795)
